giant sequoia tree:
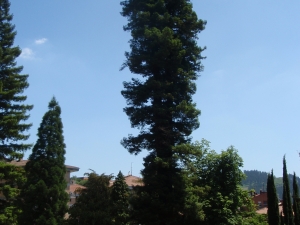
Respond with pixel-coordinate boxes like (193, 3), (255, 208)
(120, 0), (206, 224)
(20, 98), (68, 225)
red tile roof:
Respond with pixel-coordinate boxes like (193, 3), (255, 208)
(110, 175), (143, 187)
(68, 184), (86, 193)
(9, 160), (79, 172)
(124, 175), (143, 187)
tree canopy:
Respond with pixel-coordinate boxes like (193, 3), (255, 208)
(20, 98), (68, 225)
(111, 171), (130, 225)
(0, 0), (32, 222)
(0, 161), (25, 224)
(120, 1), (206, 224)
(68, 171), (113, 225)
(0, 0), (33, 161)
(177, 140), (256, 225)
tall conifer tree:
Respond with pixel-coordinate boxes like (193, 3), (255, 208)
(282, 156), (294, 225)
(120, 1), (206, 224)
(0, 0), (32, 222)
(111, 171), (130, 225)
(267, 169), (280, 225)
(19, 98), (68, 225)
(293, 172), (300, 225)
(0, 0), (33, 160)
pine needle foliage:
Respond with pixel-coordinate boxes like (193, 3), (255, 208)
(19, 98), (68, 225)
(0, 0), (32, 223)
(111, 171), (130, 225)
(0, 0), (33, 161)
(120, 0), (206, 224)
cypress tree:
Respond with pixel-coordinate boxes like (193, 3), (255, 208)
(19, 98), (68, 225)
(281, 212), (285, 225)
(67, 171), (113, 225)
(293, 172), (300, 225)
(120, 1), (206, 224)
(0, 0), (32, 222)
(267, 169), (280, 225)
(282, 156), (294, 225)
(111, 171), (130, 225)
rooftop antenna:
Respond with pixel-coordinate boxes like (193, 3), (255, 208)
(131, 162), (133, 176)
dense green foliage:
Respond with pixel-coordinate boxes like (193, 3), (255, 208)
(293, 173), (300, 225)
(0, 1), (32, 223)
(0, 161), (25, 225)
(111, 171), (130, 225)
(120, 0), (205, 224)
(2, 1), (294, 224)
(0, 0), (33, 161)
(174, 139), (258, 225)
(267, 170), (280, 225)
(241, 214), (268, 225)
(19, 98), (68, 225)
(282, 156), (294, 225)
(68, 171), (113, 225)
(202, 147), (245, 224)
(70, 176), (88, 186)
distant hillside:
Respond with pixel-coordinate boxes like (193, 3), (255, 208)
(242, 170), (300, 199)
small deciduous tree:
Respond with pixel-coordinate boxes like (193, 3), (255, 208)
(176, 139), (256, 225)
(201, 146), (248, 225)
(67, 171), (113, 225)
(19, 98), (68, 225)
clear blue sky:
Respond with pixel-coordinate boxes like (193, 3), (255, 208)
(10, 1), (300, 178)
